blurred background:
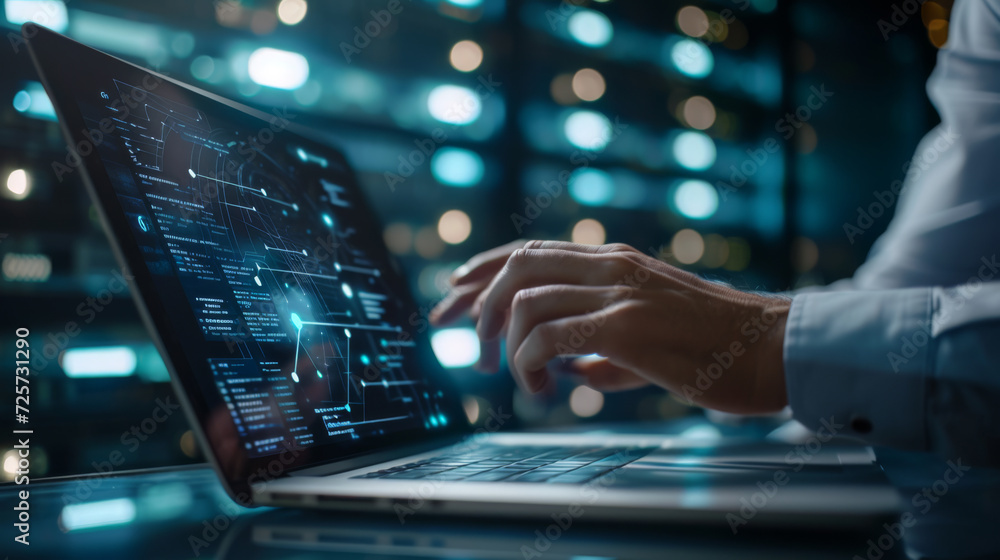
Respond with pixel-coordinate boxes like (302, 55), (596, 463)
(0, 0), (952, 478)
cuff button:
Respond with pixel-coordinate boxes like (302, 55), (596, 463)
(850, 416), (873, 434)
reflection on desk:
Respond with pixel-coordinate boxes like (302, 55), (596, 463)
(3, 449), (999, 559)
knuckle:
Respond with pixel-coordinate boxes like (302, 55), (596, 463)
(607, 243), (638, 254)
(524, 239), (545, 250)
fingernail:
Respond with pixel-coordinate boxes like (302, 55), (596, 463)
(451, 265), (470, 283)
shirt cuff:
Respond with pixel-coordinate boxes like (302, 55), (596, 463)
(783, 288), (934, 450)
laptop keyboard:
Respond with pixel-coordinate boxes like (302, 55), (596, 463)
(351, 445), (654, 484)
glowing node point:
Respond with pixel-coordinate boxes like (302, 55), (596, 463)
(293, 203), (300, 211)
(342, 283), (353, 298)
(291, 312), (303, 330)
(254, 276), (262, 286)
(261, 189), (267, 195)
(291, 371), (300, 382)
(344, 328), (352, 339)
(360, 354), (370, 365)
(316, 369), (323, 379)
(322, 213), (333, 226)
(334, 263), (342, 272)
(345, 403), (351, 412)
(382, 379), (388, 387)
(188, 169), (196, 178)
(302, 250), (308, 256)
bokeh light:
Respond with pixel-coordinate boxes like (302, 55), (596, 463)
(672, 131), (717, 171)
(248, 47), (309, 90)
(672, 179), (719, 219)
(431, 147), (485, 187)
(276, 0), (308, 25)
(431, 328), (480, 368)
(438, 209), (472, 244)
(571, 68), (606, 102)
(671, 228), (705, 264)
(564, 110), (612, 150)
(427, 85), (481, 125)
(5, 169), (31, 200)
(567, 9), (614, 48)
(681, 96), (716, 130)
(383, 222), (413, 255)
(569, 385), (604, 417)
(670, 39), (714, 78)
(571, 218), (606, 245)
(449, 40), (484, 72)
(569, 168), (614, 206)
(677, 6), (710, 37)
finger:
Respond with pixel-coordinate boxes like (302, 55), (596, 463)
(450, 239), (526, 286)
(430, 279), (490, 326)
(566, 357), (649, 392)
(477, 249), (630, 340)
(475, 336), (501, 374)
(513, 310), (612, 393)
(523, 240), (639, 255)
(505, 285), (626, 382)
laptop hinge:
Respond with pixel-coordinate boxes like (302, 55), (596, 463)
(288, 433), (470, 477)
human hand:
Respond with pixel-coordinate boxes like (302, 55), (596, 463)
(434, 240), (790, 415)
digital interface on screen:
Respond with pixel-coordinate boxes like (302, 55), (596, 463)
(76, 76), (455, 458)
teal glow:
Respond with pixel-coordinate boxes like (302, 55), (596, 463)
(12, 82), (56, 122)
(427, 85), (481, 125)
(672, 179), (719, 219)
(322, 213), (334, 227)
(564, 110), (612, 151)
(248, 47), (309, 90)
(445, 0), (482, 6)
(60, 498), (136, 531)
(62, 346), (136, 378)
(671, 39), (714, 78)
(316, 369), (323, 379)
(341, 283), (353, 298)
(360, 354), (371, 365)
(567, 9), (613, 48)
(291, 313), (303, 330)
(430, 328), (480, 368)
(569, 168), (614, 206)
(4, 0), (68, 32)
(431, 148), (484, 187)
(672, 131), (717, 171)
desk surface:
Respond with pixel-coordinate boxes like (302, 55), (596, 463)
(4, 430), (1000, 560)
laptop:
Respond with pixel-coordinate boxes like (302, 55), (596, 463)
(25, 24), (900, 529)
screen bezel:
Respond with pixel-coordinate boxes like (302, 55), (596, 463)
(25, 24), (472, 503)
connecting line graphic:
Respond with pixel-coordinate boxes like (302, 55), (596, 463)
(265, 245), (308, 256)
(190, 170), (300, 210)
(221, 202), (257, 212)
(256, 263), (338, 282)
(336, 264), (381, 277)
(300, 321), (402, 333)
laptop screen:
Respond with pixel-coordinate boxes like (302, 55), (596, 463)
(28, 27), (468, 484)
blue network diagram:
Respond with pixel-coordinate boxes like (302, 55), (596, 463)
(84, 79), (451, 456)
